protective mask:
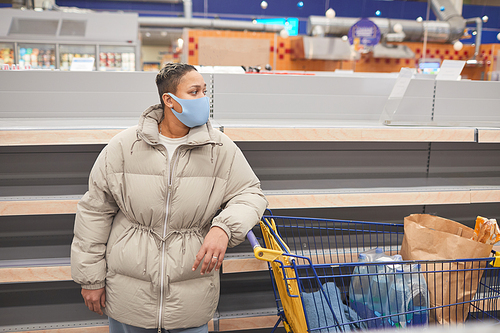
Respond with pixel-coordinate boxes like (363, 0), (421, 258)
(167, 93), (210, 128)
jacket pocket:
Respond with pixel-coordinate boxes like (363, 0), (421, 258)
(167, 230), (210, 283)
(107, 226), (159, 283)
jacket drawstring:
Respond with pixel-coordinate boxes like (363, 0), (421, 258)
(167, 229), (203, 267)
(211, 142), (223, 163)
(130, 134), (141, 155)
(131, 223), (166, 249)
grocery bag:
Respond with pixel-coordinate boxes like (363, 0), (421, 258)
(400, 214), (493, 324)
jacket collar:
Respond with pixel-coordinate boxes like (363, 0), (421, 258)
(137, 104), (220, 147)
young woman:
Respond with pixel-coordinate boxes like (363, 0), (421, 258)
(71, 63), (268, 333)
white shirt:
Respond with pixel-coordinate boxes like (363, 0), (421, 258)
(158, 133), (188, 161)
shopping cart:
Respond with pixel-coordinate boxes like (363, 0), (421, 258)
(247, 215), (500, 333)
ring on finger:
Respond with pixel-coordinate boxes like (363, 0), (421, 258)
(212, 256), (218, 260)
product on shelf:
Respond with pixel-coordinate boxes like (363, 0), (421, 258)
(19, 46), (55, 69)
(99, 51), (135, 71)
(0, 47), (14, 65)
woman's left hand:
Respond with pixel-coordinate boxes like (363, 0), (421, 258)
(192, 226), (229, 275)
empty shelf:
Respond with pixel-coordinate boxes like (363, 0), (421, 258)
(265, 187), (500, 209)
(2, 187), (499, 216)
(0, 129), (123, 146)
(0, 126), (480, 146)
(223, 126), (476, 142)
(0, 196), (80, 216)
(0, 265), (71, 283)
(477, 128), (500, 143)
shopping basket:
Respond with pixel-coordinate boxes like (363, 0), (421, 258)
(247, 215), (500, 333)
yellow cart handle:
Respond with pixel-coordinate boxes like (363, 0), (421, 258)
(491, 251), (500, 267)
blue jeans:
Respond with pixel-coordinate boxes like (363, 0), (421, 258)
(108, 317), (209, 333)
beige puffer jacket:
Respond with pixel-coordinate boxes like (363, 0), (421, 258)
(71, 104), (268, 330)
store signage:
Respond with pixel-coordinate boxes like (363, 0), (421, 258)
(70, 57), (95, 71)
(348, 18), (381, 49)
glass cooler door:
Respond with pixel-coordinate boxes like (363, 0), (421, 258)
(59, 44), (96, 71)
(0, 42), (15, 67)
(18, 43), (56, 69)
(99, 45), (136, 71)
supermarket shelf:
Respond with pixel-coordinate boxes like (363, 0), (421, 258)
(0, 257), (265, 284)
(0, 129), (123, 146)
(265, 187), (500, 209)
(222, 125), (476, 142)
(25, 327), (109, 333)
(0, 324), (109, 333)
(0, 125), (480, 146)
(0, 316), (279, 333)
(0, 265), (71, 284)
(223, 258), (268, 274)
(6, 241), (499, 283)
(0, 267), (279, 332)
(477, 128), (500, 143)
(0, 196), (80, 216)
(0, 260), (266, 285)
(216, 315), (279, 331)
(2, 187), (499, 216)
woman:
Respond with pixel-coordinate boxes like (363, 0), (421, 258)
(71, 63), (268, 333)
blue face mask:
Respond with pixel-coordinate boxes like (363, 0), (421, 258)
(167, 93), (210, 128)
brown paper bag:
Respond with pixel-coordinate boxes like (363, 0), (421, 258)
(400, 214), (493, 324)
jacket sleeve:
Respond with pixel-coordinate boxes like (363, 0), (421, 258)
(71, 146), (119, 289)
(211, 145), (268, 248)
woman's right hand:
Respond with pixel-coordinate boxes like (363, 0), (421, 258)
(81, 287), (106, 315)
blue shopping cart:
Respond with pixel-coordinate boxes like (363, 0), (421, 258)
(247, 215), (500, 333)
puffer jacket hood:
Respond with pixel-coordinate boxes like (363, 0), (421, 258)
(71, 104), (267, 329)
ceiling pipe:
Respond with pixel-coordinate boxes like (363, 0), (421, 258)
(430, 0), (466, 42)
(308, 0), (466, 44)
(138, 16), (283, 32)
(139, 0), (283, 33)
(307, 16), (455, 43)
(465, 17), (482, 64)
(183, 0), (192, 20)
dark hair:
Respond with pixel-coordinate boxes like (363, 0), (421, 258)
(155, 63), (197, 108)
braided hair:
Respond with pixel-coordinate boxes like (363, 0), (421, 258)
(155, 63), (197, 108)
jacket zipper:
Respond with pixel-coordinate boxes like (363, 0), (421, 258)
(156, 141), (218, 332)
(158, 147), (181, 333)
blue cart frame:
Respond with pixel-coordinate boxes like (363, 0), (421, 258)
(248, 215), (500, 333)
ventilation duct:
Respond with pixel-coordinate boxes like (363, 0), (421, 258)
(138, 16), (283, 32)
(307, 0), (466, 44)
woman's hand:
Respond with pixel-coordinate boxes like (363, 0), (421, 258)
(81, 287), (106, 315)
(192, 226), (229, 275)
